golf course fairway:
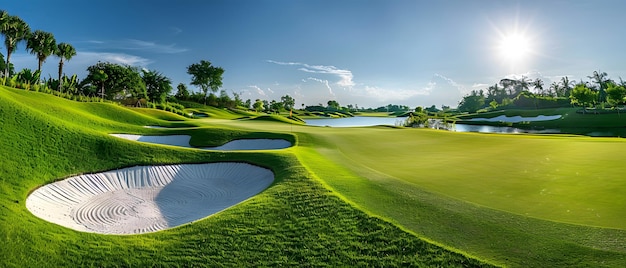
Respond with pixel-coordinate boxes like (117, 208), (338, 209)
(1, 87), (492, 267)
(212, 119), (626, 267)
(2, 86), (626, 267)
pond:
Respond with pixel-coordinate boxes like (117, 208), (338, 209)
(303, 116), (625, 137)
(453, 124), (560, 134)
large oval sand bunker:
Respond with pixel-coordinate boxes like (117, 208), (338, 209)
(26, 163), (274, 235)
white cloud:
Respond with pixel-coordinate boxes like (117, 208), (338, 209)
(268, 60), (354, 88)
(434, 73), (466, 92)
(248, 85), (265, 96)
(75, 51), (152, 66)
(472, 83), (489, 89)
(267, 87), (274, 94)
(305, 77), (334, 95)
(82, 39), (188, 54)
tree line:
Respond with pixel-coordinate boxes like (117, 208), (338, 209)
(458, 71), (626, 113)
(0, 10), (238, 115)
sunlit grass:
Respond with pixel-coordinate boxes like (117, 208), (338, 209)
(213, 120), (626, 267)
(0, 87), (491, 267)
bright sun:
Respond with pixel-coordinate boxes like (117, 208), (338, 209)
(498, 33), (531, 62)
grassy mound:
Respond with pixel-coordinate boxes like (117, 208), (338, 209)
(0, 87), (492, 266)
(246, 114), (306, 124)
(130, 107), (190, 121)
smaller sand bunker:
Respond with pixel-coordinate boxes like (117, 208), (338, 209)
(110, 134), (292, 150)
(26, 163), (274, 234)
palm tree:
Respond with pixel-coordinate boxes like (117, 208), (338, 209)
(26, 30), (56, 75)
(559, 76), (574, 97)
(588, 70), (611, 103)
(1, 14), (30, 78)
(549, 81), (560, 97)
(532, 78), (544, 95)
(54, 42), (76, 92)
(517, 75), (531, 94)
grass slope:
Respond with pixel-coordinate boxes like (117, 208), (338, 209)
(0, 87), (491, 267)
(295, 126), (626, 267)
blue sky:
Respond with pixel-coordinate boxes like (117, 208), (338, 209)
(4, 0), (626, 108)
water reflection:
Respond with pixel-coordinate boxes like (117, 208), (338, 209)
(302, 117), (625, 137)
(453, 124), (561, 134)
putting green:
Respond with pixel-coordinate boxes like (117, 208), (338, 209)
(305, 127), (626, 229)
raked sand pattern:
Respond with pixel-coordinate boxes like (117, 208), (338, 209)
(110, 134), (292, 150)
(26, 163), (274, 234)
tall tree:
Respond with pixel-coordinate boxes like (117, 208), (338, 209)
(532, 78), (544, 95)
(142, 69), (172, 103)
(1, 14), (30, 78)
(26, 30), (56, 75)
(588, 70), (611, 103)
(570, 84), (598, 110)
(186, 60), (224, 104)
(0, 52), (13, 77)
(174, 83), (189, 100)
(517, 76), (531, 94)
(327, 100), (340, 110)
(560, 76), (574, 97)
(549, 82), (560, 97)
(458, 90), (485, 113)
(281, 94), (295, 110)
(253, 99), (264, 113)
(0, 11), (8, 78)
(55, 42), (76, 92)
(606, 82), (626, 107)
(84, 62), (145, 100)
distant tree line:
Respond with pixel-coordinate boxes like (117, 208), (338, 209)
(458, 71), (626, 113)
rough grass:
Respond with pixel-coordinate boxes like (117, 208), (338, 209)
(0, 87), (492, 267)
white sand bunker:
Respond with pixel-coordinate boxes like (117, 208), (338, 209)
(26, 163), (274, 235)
(110, 134), (292, 150)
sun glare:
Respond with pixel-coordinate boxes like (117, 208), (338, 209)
(498, 33), (531, 62)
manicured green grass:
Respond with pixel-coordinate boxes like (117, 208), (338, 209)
(210, 120), (626, 267)
(304, 127), (626, 229)
(0, 87), (492, 267)
(130, 107), (191, 121)
(186, 106), (256, 119)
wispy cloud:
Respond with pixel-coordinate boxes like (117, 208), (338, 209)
(305, 77), (334, 95)
(168, 26), (182, 35)
(434, 73), (469, 93)
(268, 60), (355, 88)
(472, 83), (489, 89)
(82, 39), (188, 54)
(75, 51), (152, 66)
(248, 85), (265, 96)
